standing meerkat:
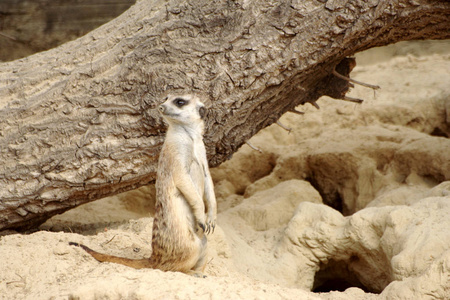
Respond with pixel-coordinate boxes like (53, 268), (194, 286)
(70, 94), (217, 277)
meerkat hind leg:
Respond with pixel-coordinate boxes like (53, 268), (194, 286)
(187, 259), (207, 278)
(187, 236), (208, 278)
(187, 270), (207, 278)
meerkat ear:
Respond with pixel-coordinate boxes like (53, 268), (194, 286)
(199, 106), (206, 119)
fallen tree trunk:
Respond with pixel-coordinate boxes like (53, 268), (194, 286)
(1, 0), (449, 231)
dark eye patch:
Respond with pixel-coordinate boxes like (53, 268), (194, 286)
(173, 98), (188, 107)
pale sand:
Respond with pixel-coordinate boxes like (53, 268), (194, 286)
(1, 41), (449, 300)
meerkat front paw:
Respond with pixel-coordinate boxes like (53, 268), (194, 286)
(205, 214), (216, 234)
(196, 213), (208, 233)
(198, 221), (207, 233)
(198, 219), (215, 234)
(206, 221), (215, 234)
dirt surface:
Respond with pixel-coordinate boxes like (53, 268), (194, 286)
(1, 41), (449, 299)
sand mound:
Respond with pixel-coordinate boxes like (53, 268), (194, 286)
(1, 42), (449, 299)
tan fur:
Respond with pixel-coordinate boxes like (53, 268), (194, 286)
(70, 95), (217, 277)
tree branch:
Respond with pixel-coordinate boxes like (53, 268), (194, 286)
(1, 0), (449, 231)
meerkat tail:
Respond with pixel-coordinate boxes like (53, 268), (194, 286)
(69, 242), (154, 269)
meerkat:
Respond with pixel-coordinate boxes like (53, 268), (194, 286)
(70, 94), (217, 277)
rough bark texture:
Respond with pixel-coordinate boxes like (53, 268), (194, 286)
(1, 0), (449, 231)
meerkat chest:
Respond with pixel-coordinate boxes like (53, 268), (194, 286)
(189, 136), (207, 188)
(192, 137), (206, 165)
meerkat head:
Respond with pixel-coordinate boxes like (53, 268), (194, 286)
(158, 94), (206, 128)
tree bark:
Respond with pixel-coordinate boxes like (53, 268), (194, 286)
(0, 0), (449, 231)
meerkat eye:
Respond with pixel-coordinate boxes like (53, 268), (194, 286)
(173, 98), (188, 108)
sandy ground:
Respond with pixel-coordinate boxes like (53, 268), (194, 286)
(1, 41), (449, 299)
